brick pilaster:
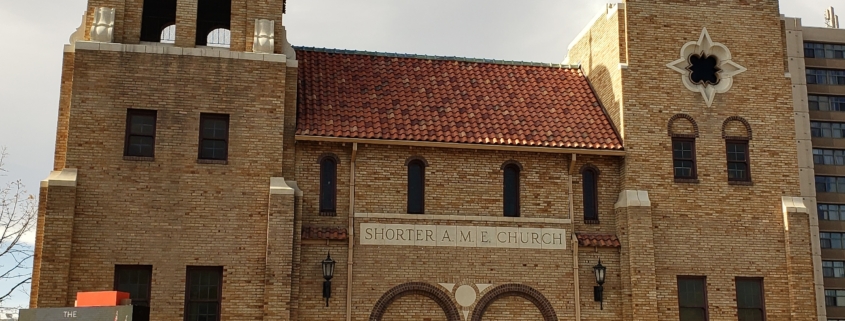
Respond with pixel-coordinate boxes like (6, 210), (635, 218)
(32, 170), (78, 308)
(614, 190), (658, 321)
(263, 178), (296, 320)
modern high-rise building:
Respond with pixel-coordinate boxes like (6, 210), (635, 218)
(784, 10), (845, 321)
(28, 0), (837, 320)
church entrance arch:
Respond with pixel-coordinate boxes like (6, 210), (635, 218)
(470, 284), (557, 321)
(369, 282), (461, 321)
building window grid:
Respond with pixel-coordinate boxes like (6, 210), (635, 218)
(114, 265), (152, 307)
(678, 276), (708, 321)
(813, 149), (845, 165)
(673, 138), (697, 179)
(821, 232), (845, 249)
(125, 109), (157, 157)
(809, 95), (845, 111)
(735, 278), (765, 321)
(806, 68), (845, 85)
(804, 42), (845, 59)
(185, 266), (223, 321)
(819, 204), (845, 221)
(824, 261), (845, 278)
(726, 140), (750, 181)
(198, 114), (229, 161)
(811, 121), (845, 138)
(815, 176), (845, 193)
(826, 289), (845, 307)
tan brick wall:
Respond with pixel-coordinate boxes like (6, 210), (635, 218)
(481, 295), (544, 321)
(53, 52), (75, 171)
(34, 48), (293, 321)
(381, 294), (449, 321)
(565, 0), (817, 320)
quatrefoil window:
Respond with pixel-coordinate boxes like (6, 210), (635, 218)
(687, 52), (721, 86)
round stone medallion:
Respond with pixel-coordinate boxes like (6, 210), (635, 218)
(455, 285), (477, 307)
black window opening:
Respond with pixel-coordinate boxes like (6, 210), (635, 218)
(672, 137), (697, 180)
(196, 0), (232, 47)
(678, 276), (708, 321)
(185, 266), (222, 321)
(319, 156), (337, 216)
(582, 167), (599, 224)
(503, 163), (520, 217)
(687, 53), (721, 86)
(140, 0), (177, 42)
(198, 114), (229, 161)
(726, 140), (750, 182)
(407, 159), (425, 214)
(735, 278), (765, 321)
(114, 265), (152, 307)
(125, 109), (157, 157)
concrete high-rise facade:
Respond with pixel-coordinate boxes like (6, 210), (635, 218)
(30, 0), (829, 320)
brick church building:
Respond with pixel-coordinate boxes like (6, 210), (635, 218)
(31, 0), (824, 320)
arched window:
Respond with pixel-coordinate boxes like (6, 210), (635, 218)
(582, 166), (599, 224)
(140, 0), (176, 42)
(502, 162), (521, 217)
(196, 0), (231, 46)
(407, 159), (426, 214)
(206, 28), (231, 48)
(319, 155), (338, 216)
(160, 24), (176, 44)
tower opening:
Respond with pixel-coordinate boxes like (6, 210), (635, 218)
(140, 0), (177, 42)
(196, 0), (232, 47)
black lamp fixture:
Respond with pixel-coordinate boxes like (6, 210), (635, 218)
(321, 252), (336, 307)
(593, 259), (607, 310)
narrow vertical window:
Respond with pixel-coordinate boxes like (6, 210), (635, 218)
(503, 163), (520, 217)
(726, 140), (751, 182)
(673, 138), (697, 180)
(319, 156), (338, 216)
(677, 276), (708, 321)
(582, 167), (599, 223)
(125, 109), (157, 158)
(198, 114), (229, 161)
(196, 0), (232, 46)
(735, 278), (765, 321)
(114, 265), (152, 307)
(185, 266), (223, 321)
(407, 159), (426, 214)
(140, 0), (177, 42)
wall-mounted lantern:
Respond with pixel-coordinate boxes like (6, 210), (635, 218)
(593, 259), (607, 310)
(322, 252), (336, 307)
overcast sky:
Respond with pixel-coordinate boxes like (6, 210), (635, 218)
(0, 0), (837, 308)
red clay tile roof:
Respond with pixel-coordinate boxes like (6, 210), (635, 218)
(576, 233), (621, 248)
(302, 226), (348, 241)
(295, 48), (623, 150)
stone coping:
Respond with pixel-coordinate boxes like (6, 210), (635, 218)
(354, 213), (571, 224)
(68, 41), (294, 65)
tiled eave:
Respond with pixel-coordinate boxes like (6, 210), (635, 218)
(576, 233), (621, 248)
(295, 135), (626, 156)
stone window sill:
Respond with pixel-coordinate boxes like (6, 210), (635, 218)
(674, 178), (699, 184)
(123, 156), (154, 162)
(728, 180), (753, 186)
(197, 159), (228, 165)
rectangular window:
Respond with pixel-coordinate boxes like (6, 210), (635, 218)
(811, 121), (845, 138)
(815, 176), (845, 193)
(809, 95), (845, 111)
(125, 109), (157, 157)
(807, 69), (845, 85)
(819, 204), (845, 221)
(735, 278), (765, 321)
(726, 141), (750, 181)
(678, 276), (707, 321)
(673, 138), (697, 179)
(826, 289), (845, 306)
(199, 114), (229, 161)
(185, 266), (223, 321)
(805, 42), (845, 59)
(821, 232), (845, 249)
(114, 265), (152, 307)
(812, 149), (845, 165)
(824, 261), (845, 278)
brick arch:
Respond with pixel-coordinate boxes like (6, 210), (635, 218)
(470, 284), (557, 321)
(500, 159), (524, 171)
(579, 163), (601, 176)
(369, 282), (461, 321)
(405, 155), (429, 167)
(721, 116), (753, 140)
(667, 113), (700, 138)
(317, 152), (340, 164)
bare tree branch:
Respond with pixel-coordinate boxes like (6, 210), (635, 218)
(0, 147), (36, 306)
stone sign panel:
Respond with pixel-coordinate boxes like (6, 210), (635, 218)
(360, 223), (566, 249)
